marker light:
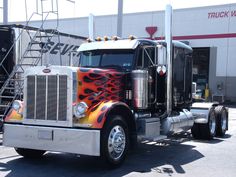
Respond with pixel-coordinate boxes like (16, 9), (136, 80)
(86, 38), (93, 43)
(95, 37), (102, 41)
(104, 36), (110, 41)
(128, 35), (136, 40)
(112, 36), (120, 41)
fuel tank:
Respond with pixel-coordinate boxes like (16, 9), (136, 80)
(161, 109), (194, 135)
(132, 70), (149, 109)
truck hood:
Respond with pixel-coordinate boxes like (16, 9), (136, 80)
(77, 67), (125, 107)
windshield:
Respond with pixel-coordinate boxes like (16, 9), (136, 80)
(79, 49), (134, 71)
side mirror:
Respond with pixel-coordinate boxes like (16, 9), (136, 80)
(157, 44), (167, 65)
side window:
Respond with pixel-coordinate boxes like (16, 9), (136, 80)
(137, 49), (143, 68)
(137, 46), (155, 68)
(143, 47), (155, 68)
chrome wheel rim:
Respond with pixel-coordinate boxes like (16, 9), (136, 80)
(221, 110), (227, 131)
(209, 111), (216, 135)
(108, 125), (126, 160)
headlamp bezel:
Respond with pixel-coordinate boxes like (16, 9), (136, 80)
(73, 102), (88, 118)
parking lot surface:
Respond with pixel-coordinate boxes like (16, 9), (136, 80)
(0, 108), (236, 177)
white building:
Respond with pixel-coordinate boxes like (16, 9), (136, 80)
(22, 3), (236, 102)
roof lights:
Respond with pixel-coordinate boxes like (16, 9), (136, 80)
(87, 35), (137, 42)
(95, 37), (102, 41)
(129, 35), (136, 40)
(104, 36), (110, 41)
(86, 38), (93, 43)
(112, 36), (120, 41)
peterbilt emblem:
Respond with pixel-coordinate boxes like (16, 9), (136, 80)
(43, 68), (51, 73)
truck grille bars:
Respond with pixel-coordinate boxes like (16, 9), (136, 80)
(26, 75), (67, 121)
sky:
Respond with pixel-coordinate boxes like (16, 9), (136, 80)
(0, 0), (236, 22)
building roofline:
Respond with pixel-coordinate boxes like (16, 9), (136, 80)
(8, 3), (236, 24)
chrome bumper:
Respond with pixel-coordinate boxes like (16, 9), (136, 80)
(3, 124), (100, 156)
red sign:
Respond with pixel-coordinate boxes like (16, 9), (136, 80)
(145, 26), (158, 39)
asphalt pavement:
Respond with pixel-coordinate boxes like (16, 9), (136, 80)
(0, 108), (236, 177)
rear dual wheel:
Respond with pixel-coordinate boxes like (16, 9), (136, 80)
(191, 108), (216, 140)
(0, 120), (3, 132)
(191, 106), (228, 140)
(215, 106), (228, 137)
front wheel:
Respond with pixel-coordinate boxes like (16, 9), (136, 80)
(15, 148), (46, 158)
(101, 115), (129, 167)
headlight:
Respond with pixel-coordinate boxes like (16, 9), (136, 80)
(5, 100), (23, 123)
(12, 101), (21, 111)
(73, 102), (88, 118)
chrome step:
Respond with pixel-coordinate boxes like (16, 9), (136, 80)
(23, 56), (41, 58)
(35, 35), (53, 38)
(27, 49), (43, 52)
(0, 104), (10, 108)
(4, 87), (15, 90)
(0, 95), (15, 99)
(29, 41), (42, 45)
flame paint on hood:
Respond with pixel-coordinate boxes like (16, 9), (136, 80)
(77, 67), (125, 107)
(76, 67), (126, 128)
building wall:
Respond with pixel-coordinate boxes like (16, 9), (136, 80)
(23, 3), (236, 102)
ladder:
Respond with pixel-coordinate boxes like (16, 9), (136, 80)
(0, 0), (59, 120)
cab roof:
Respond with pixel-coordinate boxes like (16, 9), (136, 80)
(78, 39), (192, 52)
(78, 39), (140, 52)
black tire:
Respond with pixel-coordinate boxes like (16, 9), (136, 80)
(191, 108), (216, 140)
(15, 148), (46, 158)
(191, 123), (201, 139)
(101, 115), (129, 167)
(0, 120), (3, 132)
(215, 106), (228, 137)
(202, 108), (217, 140)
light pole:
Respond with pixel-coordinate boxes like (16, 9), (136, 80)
(3, 0), (8, 24)
(117, 0), (123, 37)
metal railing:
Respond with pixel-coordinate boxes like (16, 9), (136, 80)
(0, 0), (59, 120)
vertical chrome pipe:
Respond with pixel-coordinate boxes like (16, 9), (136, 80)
(165, 4), (173, 115)
(69, 52), (73, 67)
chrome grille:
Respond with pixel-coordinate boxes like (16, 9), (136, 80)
(58, 76), (67, 121)
(36, 76), (46, 120)
(47, 75), (57, 120)
(26, 75), (68, 121)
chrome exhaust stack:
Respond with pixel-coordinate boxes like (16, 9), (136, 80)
(165, 4), (173, 115)
(161, 5), (195, 135)
(88, 13), (94, 40)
